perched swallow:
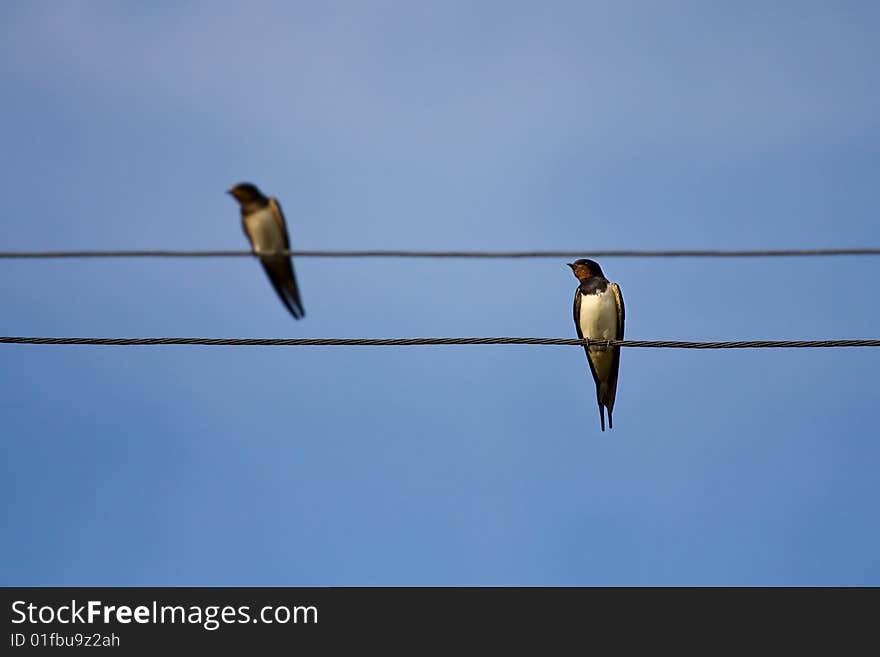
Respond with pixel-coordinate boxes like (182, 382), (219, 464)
(228, 182), (305, 320)
(568, 259), (625, 431)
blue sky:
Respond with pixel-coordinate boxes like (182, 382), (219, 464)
(1, 1), (878, 585)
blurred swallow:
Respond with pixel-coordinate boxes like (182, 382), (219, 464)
(568, 259), (625, 431)
(228, 182), (305, 320)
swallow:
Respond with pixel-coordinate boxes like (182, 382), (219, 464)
(228, 182), (305, 320)
(568, 259), (625, 431)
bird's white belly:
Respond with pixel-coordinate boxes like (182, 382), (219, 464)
(578, 289), (618, 381)
(245, 209), (284, 253)
(578, 290), (618, 340)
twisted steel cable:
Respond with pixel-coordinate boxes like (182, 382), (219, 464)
(1, 337), (878, 348)
(1, 248), (880, 259)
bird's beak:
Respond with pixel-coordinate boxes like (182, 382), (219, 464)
(566, 263), (575, 269)
(226, 188), (234, 196)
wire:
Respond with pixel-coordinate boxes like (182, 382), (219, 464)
(1, 337), (878, 348)
(1, 248), (880, 259)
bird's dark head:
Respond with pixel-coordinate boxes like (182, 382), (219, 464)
(227, 182), (268, 207)
(567, 258), (606, 281)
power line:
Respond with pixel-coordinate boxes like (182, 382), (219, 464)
(1, 248), (880, 259)
(1, 336), (879, 348)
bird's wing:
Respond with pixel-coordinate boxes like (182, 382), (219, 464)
(604, 282), (625, 414)
(611, 282), (625, 339)
(261, 198), (305, 319)
(268, 197), (292, 251)
(259, 259), (305, 320)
